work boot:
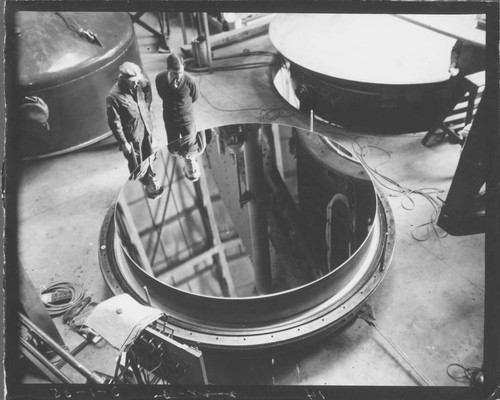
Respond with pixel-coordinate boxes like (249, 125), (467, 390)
(183, 157), (200, 182)
(145, 175), (163, 199)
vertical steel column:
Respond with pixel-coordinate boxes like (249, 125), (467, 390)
(243, 127), (272, 294)
(202, 12), (213, 73)
(179, 12), (188, 45)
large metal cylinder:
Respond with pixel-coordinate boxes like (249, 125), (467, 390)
(270, 14), (460, 134)
(11, 12), (143, 159)
(99, 124), (395, 352)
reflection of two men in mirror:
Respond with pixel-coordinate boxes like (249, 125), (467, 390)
(156, 53), (207, 182)
(106, 53), (206, 201)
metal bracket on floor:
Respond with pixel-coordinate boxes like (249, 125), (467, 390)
(357, 303), (376, 327)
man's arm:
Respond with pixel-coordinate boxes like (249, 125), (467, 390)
(155, 73), (165, 102)
(142, 80), (153, 110)
(189, 77), (199, 103)
(106, 96), (127, 146)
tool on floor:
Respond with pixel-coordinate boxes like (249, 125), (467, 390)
(358, 304), (434, 386)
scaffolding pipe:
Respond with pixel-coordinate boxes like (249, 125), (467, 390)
(20, 337), (73, 384)
(243, 128), (273, 294)
(179, 12), (188, 45)
(202, 12), (213, 73)
(19, 313), (106, 384)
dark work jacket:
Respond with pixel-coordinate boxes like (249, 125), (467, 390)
(155, 72), (198, 129)
(450, 40), (485, 76)
(106, 79), (154, 146)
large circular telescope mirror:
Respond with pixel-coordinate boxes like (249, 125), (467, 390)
(269, 14), (460, 133)
(99, 124), (395, 352)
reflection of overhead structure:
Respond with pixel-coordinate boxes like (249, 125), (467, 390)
(270, 14), (482, 134)
(99, 124), (395, 352)
(113, 149), (242, 298)
(294, 131), (376, 273)
(10, 12), (143, 159)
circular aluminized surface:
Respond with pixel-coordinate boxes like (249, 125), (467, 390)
(98, 124), (395, 351)
(269, 14), (456, 85)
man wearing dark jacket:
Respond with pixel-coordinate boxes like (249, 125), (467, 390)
(107, 62), (163, 198)
(424, 40), (485, 144)
(156, 53), (205, 182)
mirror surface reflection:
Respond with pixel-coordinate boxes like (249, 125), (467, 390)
(115, 124), (376, 298)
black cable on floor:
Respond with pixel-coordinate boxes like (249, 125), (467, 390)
(447, 363), (483, 386)
(37, 281), (86, 317)
(350, 138), (448, 242)
(196, 72), (295, 121)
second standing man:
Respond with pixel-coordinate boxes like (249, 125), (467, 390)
(155, 53), (206, 182)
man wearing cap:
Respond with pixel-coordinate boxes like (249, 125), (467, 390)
(155, 53), (205, 182)
(107, 62), (163, 198)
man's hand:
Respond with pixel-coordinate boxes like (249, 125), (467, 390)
(122, 142), (133, 155)
(449, 63), (460, 77)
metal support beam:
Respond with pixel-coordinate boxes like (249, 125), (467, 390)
(179, 12), (188, 45)
(156, 238), (242, 281)
(117, 201), (154, 275)
(180, 14), (274, 57)
(157, 13), (170, 52)
(202, 13), (213, 73)
(197, 163), (236, 296)
(19, 313), (106, 384)
(392, 14), (485, 48)
(129, 12), (170, 52)
(244, 127), (273, 295)
(19, 336), (73, 384)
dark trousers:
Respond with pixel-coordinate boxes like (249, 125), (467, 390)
(165, 122), (205, 158)
(125, 134), (155, 183)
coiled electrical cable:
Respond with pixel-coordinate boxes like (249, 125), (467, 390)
(37, 281), (86, 317)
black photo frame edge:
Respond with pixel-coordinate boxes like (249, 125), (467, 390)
(2, 1), (499, 399)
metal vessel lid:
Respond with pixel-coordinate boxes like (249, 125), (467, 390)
(15, 12), (134, 88)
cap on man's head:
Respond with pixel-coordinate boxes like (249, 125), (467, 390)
(167, 53), (183, 71)
(119, 62), (142, 78)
